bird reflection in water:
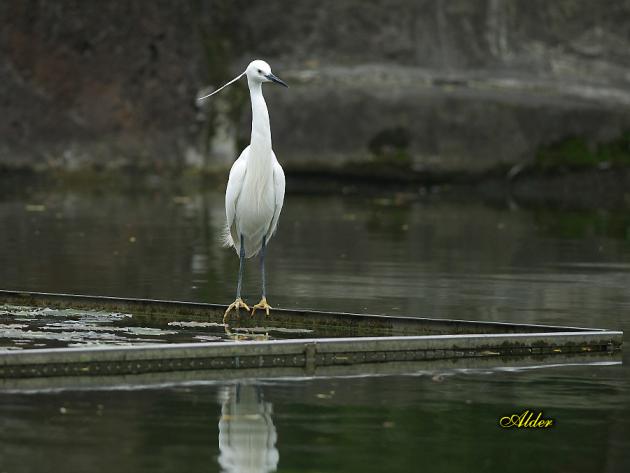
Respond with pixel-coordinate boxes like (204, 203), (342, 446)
(222, 324), (270, 342)
(218, 383), (279, 473)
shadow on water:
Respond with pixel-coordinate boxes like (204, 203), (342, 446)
(0, 177), (629, 472)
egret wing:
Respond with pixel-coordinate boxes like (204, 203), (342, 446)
(225, 147), (249, 247)
(267, 154), (285, 239)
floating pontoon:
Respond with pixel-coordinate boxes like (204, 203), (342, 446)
(0, 290), (622, 390)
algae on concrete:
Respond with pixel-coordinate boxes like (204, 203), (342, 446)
(536, 132), (630, 169)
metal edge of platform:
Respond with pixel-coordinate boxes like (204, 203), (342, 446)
(0, 289), (612, 334)
(0, 330), (622, 380)
(0, 351), (621, 392)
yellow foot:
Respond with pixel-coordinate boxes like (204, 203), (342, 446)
(223, 298), (250, 324)
(251, 297), (272, 317)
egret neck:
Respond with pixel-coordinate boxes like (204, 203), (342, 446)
(246, 78), (273, 192)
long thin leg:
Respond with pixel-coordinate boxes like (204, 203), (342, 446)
(223, 234), (250, 324)
(236, 234), (246, 299)
(252, 236), (272, 317)
(260, 235), (267, 298)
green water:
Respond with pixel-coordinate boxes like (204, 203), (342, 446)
(0, 180), (628, 472)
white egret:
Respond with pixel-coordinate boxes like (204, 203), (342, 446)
(198, 60), (288, 323)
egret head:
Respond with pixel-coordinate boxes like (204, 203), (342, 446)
(197, 59), (287, 103)
(246, 60), (288, 88)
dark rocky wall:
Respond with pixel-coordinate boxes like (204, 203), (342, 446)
(1, 0), (205, 168)
(1, 0), (630, 175)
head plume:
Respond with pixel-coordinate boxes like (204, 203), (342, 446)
(196, 71), (245, 105)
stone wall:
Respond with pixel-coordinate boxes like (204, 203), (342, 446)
(1, 0), (630, 176)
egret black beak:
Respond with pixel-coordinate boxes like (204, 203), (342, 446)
(265, 73), (288, 88)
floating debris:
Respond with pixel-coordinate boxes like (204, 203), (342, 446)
(0, 303), (320, 351)
(25, 204), (46, 212)
(168, 321), (226, 328)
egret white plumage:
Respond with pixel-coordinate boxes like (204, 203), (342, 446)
(198, 60), (288, 323)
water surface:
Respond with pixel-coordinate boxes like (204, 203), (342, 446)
(0, 180), (628, 472)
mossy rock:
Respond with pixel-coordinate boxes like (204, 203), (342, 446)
(367, 127), (412, 169)
(536, 132), (630, 169)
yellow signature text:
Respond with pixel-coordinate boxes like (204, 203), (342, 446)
(499, 410), (554, 428)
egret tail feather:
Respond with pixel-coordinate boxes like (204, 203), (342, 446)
(221, 225), (234, 248)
